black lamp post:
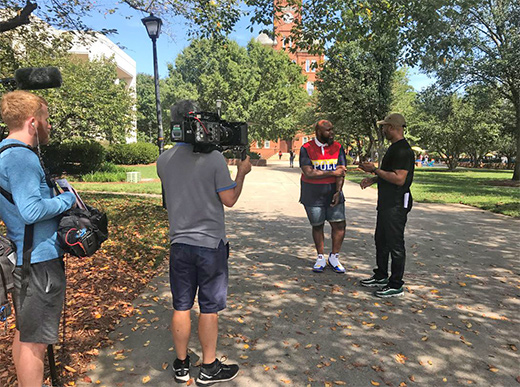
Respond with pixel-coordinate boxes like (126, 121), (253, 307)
(142, 13), (164, 154)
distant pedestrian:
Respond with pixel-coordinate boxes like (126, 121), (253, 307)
(278, 150), (283, 160)
(359, 113), (415, 298)
(289, 150), (295, 168)
(300, 120), (347, 273)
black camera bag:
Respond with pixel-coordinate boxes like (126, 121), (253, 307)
(57, 205), (108, 257)
(0, 235), (16, 323)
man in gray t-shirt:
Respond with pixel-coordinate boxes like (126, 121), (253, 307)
(157, 143), (251, 385)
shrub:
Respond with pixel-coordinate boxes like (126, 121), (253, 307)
(107, 142), (158, 165)
(42, 138), (106, 175)
(345, 155), (353, 165)
(80, 171), (127, 182)
(79, 162), (127, 182)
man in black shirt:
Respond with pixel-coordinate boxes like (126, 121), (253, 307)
(358, 113), (415, 297)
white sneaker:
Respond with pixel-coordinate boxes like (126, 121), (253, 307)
(328, 253), (345, 273)
(313, 254), (326, 272)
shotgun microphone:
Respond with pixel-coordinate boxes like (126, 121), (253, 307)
(14, 67), (62, 90)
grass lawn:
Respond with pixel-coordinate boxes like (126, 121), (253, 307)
(345, 166), (520, 217)
(122, 164), (159, 179)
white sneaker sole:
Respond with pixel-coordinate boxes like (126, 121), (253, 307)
(360, 282), (388, 287)
(375, 291), (404, 298)
(196, 370), (239, 385)
(174, 373), (190, 383)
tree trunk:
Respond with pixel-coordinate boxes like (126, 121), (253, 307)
(512, 94), (520, 180)
(447, 155), (458, 170)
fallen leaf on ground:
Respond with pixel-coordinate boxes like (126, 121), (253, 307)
(395, 354), (407, 364)
(142, 376), (151, 384)
(371, 381), (380, 386)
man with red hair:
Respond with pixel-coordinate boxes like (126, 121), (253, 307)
(299, 120), (347, 273)
(0, 91), (75, 386)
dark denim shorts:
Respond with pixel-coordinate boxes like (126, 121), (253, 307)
(13, 257), (65, 344)
(304, 202), (346, 226)
(169, 241), (229, 314)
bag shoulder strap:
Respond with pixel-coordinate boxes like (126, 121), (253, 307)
(0, 144), (35, 299)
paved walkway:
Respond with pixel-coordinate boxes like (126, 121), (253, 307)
(78, 160), (520, 387)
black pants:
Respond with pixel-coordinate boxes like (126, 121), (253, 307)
(373, 206), (410, 288)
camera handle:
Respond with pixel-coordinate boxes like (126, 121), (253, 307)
(240, 148), (247, 161)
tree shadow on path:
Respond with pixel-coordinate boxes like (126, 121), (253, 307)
(80, 198), (520, 386)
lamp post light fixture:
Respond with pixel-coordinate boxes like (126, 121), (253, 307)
(216, 98), (222, 117)
(142, 13), (164, 154)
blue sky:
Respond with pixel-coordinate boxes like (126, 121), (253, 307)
(86, 5), (434, 91)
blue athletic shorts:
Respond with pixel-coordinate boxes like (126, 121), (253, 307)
(304, 202), (346, 226)
(169, 241), (229, 314)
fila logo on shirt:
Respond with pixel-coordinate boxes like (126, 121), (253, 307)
(312, 159), (338, 171)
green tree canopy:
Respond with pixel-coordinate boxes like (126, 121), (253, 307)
(136, 73), (157, 143)
(405, 0), (520, 179)
(22, 55), (135, 143)
(161, 38), (307, 142)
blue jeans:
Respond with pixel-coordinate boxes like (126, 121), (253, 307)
(304, 202), (346, 226)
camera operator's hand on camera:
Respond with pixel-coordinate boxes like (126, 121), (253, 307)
(237, 156), (252, 176)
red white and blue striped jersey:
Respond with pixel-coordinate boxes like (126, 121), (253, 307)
(299, 139), (346, 206)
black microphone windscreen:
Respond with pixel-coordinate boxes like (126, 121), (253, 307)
(15, 67), (62, 90)
(171, 100), (199, 125)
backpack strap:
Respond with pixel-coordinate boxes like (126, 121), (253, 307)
(0, 144), (35, 302)
(0, 144), (35, 203)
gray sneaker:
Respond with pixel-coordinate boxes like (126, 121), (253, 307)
(360, 275), (389, 287)
(374, 286), (404, 298)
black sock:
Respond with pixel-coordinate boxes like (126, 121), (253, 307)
(202, 359), (218, 368)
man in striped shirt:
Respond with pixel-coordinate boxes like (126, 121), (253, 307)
(299, 120), (347, 273)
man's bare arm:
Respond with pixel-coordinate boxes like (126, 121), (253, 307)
(301, 165), (345, 180)
(218, 156), (252, 207)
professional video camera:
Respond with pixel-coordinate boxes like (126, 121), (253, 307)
(170, 100), (248, 157)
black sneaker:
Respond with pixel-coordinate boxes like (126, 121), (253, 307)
(173, 356), (190, 383)
(374, 285), (404, 298)
(360, 275), (389, 287)
(196, 358), (239, 386)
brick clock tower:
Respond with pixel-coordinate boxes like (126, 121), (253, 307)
(251, 2), (324, 159)
(273, 4), (323, 95)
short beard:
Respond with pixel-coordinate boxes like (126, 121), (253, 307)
(317, 135), (333, 146)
